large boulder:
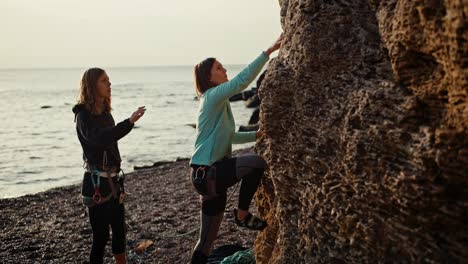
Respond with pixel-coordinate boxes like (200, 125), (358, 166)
(254, 0), (467, 263)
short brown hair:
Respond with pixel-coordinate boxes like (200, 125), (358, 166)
(194, 58), (216, 97)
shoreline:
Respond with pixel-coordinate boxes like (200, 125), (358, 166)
(0, 157), (190, 201)
(0, 148), (258, 263)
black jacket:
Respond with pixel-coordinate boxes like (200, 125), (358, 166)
(72, 104), (134, 169)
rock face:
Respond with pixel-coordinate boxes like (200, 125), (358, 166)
(255, 0), (467, 263)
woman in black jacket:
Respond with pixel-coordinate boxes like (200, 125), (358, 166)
(73, 68), (145, 264)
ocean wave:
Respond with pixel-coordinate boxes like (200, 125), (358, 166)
(14, 177), (59, 185)
(19, 170), (41, 175)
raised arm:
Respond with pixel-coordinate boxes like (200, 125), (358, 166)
(205, 34), (283, 103)
(76, 112), (134, 147)
(205, 52), (269, 103)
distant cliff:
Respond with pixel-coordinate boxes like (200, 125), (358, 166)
(255, 0), (467, 263)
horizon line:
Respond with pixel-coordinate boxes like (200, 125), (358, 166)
(0, 64), (247, 71)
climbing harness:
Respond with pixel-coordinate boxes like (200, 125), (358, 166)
(82, 151), (127, 207)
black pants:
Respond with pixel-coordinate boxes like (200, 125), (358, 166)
(190, 154), (267, 263)
(88, 198), (126, 264)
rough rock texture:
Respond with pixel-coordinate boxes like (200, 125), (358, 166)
(254, 0), (467, 263)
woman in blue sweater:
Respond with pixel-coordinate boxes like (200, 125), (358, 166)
(190, 35), (282, 263)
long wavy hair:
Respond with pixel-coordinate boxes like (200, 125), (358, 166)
(194, 58), (216, 97)
(77, 68), (112, 114)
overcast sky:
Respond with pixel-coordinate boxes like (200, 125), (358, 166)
(0, 0), (282, 69)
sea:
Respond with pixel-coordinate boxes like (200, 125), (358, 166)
(0, 65), (258, 198)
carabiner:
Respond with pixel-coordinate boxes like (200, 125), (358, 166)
(194, 166), (206, 184)
(92, 192), (102, 203)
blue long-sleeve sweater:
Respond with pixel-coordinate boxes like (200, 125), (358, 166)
(190, 52), (269, 166)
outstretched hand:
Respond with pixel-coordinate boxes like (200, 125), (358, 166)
(129, 106), (146, 124)
(265, 33), (284, 56)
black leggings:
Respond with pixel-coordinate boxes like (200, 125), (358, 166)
(190, 154), (267, 262)
(88, 199), (126, 264)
